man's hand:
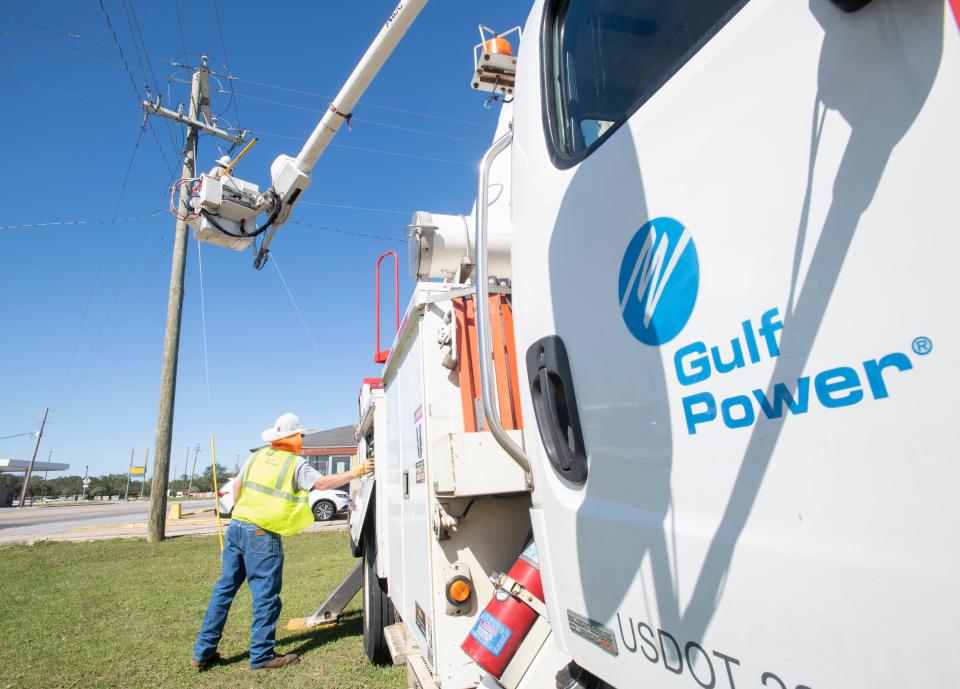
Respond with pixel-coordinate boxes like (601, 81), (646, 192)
(353, 459), (374, 478)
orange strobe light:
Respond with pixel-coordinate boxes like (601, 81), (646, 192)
(483, 36), (513, 56)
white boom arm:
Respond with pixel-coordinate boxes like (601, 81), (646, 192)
(254, 0), (428, 267)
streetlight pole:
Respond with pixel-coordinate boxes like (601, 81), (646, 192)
(80, 465), (89, 502)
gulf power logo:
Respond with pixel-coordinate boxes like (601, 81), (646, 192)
(618, 217), (699, 346)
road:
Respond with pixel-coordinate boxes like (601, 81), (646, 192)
(0, 499), (214, 543)
(0, 499), (346, 544)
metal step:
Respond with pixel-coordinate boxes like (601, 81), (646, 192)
(407, 652), (438, 689)
(303, 560), (363, 627)
(384, 622), (419, 666)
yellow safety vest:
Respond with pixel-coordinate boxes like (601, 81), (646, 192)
(232, 447), (314, 536)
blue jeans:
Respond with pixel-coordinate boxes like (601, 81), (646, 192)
(194, 520), (284, 668)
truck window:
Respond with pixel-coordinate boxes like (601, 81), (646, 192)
(544, 0), (748, 164)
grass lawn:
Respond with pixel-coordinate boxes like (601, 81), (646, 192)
(0, 530), (405, 689)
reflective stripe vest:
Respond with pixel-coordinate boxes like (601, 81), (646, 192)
(232, 447), (314, 536)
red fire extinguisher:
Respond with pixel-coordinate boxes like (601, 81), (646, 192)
(461, 539), (543, 678)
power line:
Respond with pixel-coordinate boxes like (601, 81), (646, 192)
(96, 0), (175, 177)
(119, 0), (181, 159)
(297, 201), (411, 216)
(0, 210), (164, 231)
(291, 219), (405, 243)
(173, 0), (188, 58)
(64, 230), (168, 405)
(230, 75), (493, 130)
(270, 254), (325, 365)
(231, 91), (486, 145)
(250, 129), (476, 166)
(1, 16), (493, 130)
(96, 0), (140, 102)
(0, 74), (477, 165)
(0, 75), (136, 110)
(0, 16), (116, 48)
(209, 0), (241, 129)
(0, 432), (35, 442)
(54, 125), (147, 408)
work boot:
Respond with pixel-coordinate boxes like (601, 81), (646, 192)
(190, 651), (222, 670)
(250, 654), (299, 672)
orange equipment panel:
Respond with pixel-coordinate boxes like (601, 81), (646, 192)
(454, 294), (523, 433)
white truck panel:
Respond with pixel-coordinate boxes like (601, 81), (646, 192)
(512, 1), (959, 688)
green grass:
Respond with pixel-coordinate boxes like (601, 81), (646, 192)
(0, 530), (405, 689)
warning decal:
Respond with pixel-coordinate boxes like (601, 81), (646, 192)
(469, 610), (512, 656)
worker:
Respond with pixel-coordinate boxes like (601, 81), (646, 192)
(209, 154), (231, 179)
(191, 412), (373, 672)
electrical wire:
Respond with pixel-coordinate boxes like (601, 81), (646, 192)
(173, 0), (188, 61)
(195, 241), (226, 550)
(209, 0), (241, 129)
(291, 219), (405, 243)
(0, 210), (164, 231)
(231, 91), (486, 145)
(0, 75), (136, 110)
(64, 230), (169, 405)
(121, 1), (176, 144)
(0, 432), (35, 441)
(270, 254), (326, 365)
(97, 0), (175, 177)
(297, 201), (411, 216)
(0, 17), (493, 131)
(250, 129), (476, 166)
(228, 75), (493, 130)
(119, 0), (182, 165)
(54, 124), (146, 409)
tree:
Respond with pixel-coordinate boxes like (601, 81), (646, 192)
(47, 475), (82, 497)
(193, 464), (231, 493)
(90, 474), (126, 499)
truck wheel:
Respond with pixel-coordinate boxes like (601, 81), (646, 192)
(363, 535), (395, 665)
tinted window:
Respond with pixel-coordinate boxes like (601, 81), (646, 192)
(545, 0), (746, 162)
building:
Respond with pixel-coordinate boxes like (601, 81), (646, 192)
(301, 425), (357, 490)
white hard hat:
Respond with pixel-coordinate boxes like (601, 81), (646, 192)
(262, 412), (314, 442)
(215, 155), (231, 166)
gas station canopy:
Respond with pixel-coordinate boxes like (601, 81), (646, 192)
(0, 458), (70, 473)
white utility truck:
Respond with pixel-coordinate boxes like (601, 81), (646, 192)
(347, 1), (960, 688)
(187, 0), (958, 687)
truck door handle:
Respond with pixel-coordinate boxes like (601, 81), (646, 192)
(526, 336), (587, 484)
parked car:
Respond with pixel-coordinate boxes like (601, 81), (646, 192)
(217, 481), (351, 522)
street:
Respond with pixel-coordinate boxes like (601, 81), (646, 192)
(0, 499), (213, 543)
(0, 499), (347, 544)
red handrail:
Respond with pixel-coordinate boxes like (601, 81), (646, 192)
(375, 251), (399, 364)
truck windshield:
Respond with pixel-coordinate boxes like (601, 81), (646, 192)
(546, 0), (747, 161)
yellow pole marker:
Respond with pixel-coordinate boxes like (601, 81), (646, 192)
(221, 137), (258, 177)
(210, 434), (225, 551)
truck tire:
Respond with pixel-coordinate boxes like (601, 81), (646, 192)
(363, 534), (395, 665)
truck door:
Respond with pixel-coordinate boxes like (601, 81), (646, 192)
(510, 0), (958, 687)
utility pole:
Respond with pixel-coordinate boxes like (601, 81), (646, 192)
(139, 449), (149, 499)
(17, 408), (48, 509)
(187, 443), (201, 495)
(123, 448), (134, 500)
(145, 57), (243, 542)
(80, 465), (89, 501)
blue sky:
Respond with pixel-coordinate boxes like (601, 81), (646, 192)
(0, 1), (526, 478)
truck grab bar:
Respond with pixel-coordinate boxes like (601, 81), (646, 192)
(475, 128), (532, 481)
